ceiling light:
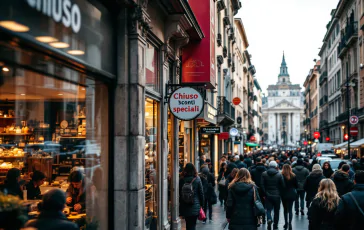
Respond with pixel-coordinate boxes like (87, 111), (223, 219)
(2, 67), (9, 72)
(81, 88), (85, 90)
(49, 42), (69, 48)
(35, 36), (58, 43)
(67, 50), (85, 55)
(145, 112), (150, 116)
(0, 21), (29, 32)
(20, 94), (26, 96)
(58, 93), (63, 96)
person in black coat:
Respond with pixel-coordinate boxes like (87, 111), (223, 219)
(292, 159), (309, 215)
(179, 163), (204, 230)
(217, 162), (227, 206)
(26, 170), (46, 200)
(335, 170), (364, 230)
(244, 155), (253, 168)
(224, 168), (238, 209)
(3, 168), (23, 199)
(308, 179), (340, 230)
(25, 189), (79, 230)
(235, 155), (247, 169)
(226, 168), (259, 230)
(261, 161), (285, 230)
(304, 164), (325, 210)
(322, 162), (334, 179)
(200, 166), (215, 223)
(250, 157), (267, 223)
(281, 164), (298, 230)
(332, 164), (354, 197)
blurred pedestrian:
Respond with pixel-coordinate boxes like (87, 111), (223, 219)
(332, 164), (354, 197)
(250, 157), (267, 224)
(217, 162), (227, 206)
(304, 164), (325, 211)
(293, 159), (309, 216)
(281, 164), (298, 230)
(199, 167), (215, 223)
(235, 155), (247, 169)
(322, 162), (334, 179)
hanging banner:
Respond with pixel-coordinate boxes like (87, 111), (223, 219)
(169, 87), (204, 121)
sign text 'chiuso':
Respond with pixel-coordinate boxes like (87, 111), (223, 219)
(169, 87), (204, 120)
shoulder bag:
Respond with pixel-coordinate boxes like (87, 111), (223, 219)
(349, 193), (364, 217)
(253, 186), (265, 217)
(219, 173), (226, 186)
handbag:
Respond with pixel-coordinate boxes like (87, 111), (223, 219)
(219, 173), (226, 186)
(349, 193), (364, 217)
(198, 207), (206, 221)
(253, 186), (265, 217)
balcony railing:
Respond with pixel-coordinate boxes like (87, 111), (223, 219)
(319, 95), (328, 106)
(338, 21), (358, 59)
(319, 71), (328, 85)
(217, 96), (235, 120)
(320, 120), (328, 129)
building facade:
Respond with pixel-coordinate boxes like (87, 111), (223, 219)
(262, 54), (303, 147)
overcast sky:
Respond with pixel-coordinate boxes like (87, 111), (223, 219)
(237, 0), (340, 94)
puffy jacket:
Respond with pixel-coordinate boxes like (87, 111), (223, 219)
(244, 158), (253, 168)
(304, 170), (325, 202)
(25, 211), (78, 230)
(336, 184), (364, 230)
(261, 168), (285, 200)
(293, 165), (310, 191)
(332, 171), (354, 197)
(226, 182), (258, 230)
(235, 160), (247, 169)
(179, 176), (204, 217)
(323, 167), (334, 179)
(308, 197), (338, 230)
(250, 164), (267, 189)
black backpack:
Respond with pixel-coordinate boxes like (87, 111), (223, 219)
(181, 177), (196, 204)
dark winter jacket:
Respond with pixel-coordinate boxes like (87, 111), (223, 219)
(226, 182), (258, 230)
(323, 167), (334, 179)
(261, 167), (285, 201)
(293, 165), (309, 191)
(199, 168), (215, 198)
(332, 171), (354, 197)
(26, 180), (42, 200)
(308, 197), (338, 230)
(179, 176), (204, 217)
(336, 184), (364, 230)
(235, 160), (247, 169)
(304, 170), (325, 202)
(3, 181), (23, 199)
(250, 164), (267, 189)
(25, 211), (78, 230)
(244, 158), (253, 168)
(281, 176), (298, 201)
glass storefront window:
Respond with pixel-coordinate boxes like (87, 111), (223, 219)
(0, 46), (109, 229)
(146, 43), (160, 92)
(145, 98), (158, 229)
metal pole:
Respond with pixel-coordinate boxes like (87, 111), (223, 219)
(347, 73), (351, 159)
(231, 136), (235, 155)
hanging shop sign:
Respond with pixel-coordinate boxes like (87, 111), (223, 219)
(169, 87), (204, 121)
(232, 97), (241, 105)
(181, 0), (216, 88)
(229, 128), (239, 137)
(200, 127), (220, 134)
(218, 132), (229, 140)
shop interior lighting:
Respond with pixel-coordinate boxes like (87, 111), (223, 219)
(145, 112), (150, 116)
(0, 21), (29, 32)
(67, 50), (85, 55)
(81, 88), (86, 90)
(49, 42), (69, 48)
(35, 36), (58, 43)
(20, 94), (26, 96)
(2, 67), (9, 72)
(57, 93), (63, 96)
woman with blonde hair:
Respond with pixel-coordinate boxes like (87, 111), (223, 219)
(281, 164), (298, 230)
(226, 168), (260, 230)
(308, 179), (340, 230)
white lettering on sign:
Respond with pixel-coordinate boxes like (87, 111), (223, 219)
(169, 87), (204, 121)
(26, 0), (81, 33)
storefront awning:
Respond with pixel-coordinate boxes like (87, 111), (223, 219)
(245, 142), (260, 147)
(333, 142), (348, 149)
(350, 138), (364, 147)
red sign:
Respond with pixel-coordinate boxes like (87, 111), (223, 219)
(344, 133), (349, 141)
(313, 131), (320, 139)
(182, 0), (216, 89)
(250, 136), (256, 142)
(303, 141), (308, 146)
(218, 132), (229, 140)
(350, 127), (359, 136)
(232, 97), (241, 105)
(326, 137), (330, 142)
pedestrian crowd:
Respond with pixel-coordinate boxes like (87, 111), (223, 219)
(178, 150), (364, 230)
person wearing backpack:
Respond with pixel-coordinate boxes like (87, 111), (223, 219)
(179, 163), (204, 230)
(200, 166), (216, 223)
(335, 170), (364, 230)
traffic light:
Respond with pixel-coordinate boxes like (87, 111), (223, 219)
(344, 133), (349, 141)
(237, 116), (242, 124)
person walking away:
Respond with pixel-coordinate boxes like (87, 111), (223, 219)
(205, 159), (214, 173)
(179, 163), (204, 230)
(235, 155), (247, 169)
(200, 167), (215, 223)
(309, 159), (318, 172)
(261, 161), (285, 230)
(293, 159), (309, 216)
(332, 164), (354, 197)
(244, 155), (253, 168)
(199, 155), (206, 171)
(308, 179), (340, 230)
(226, 168), (260, 230)
(217, 162), (227, 206)
(250, 157), (267, 223)
(281, 164), (298, 230)
(322, 162), (334, 178)
(335, 170), (364, 230)
(224, 168), (238, 209)
(304, 164), (325, 211)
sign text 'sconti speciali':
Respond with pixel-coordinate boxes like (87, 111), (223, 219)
(169, 87), (204, 120)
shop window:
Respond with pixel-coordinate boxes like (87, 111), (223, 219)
(146, 43), (160, 92)
(145, 98), (158, 229)
(0, 48), (109, 229)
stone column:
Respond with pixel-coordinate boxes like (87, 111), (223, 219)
(288, 113), (291, 144)
(114, 4), (150, 229)
(275, 113), (278, 144)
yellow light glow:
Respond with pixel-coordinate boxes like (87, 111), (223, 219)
(20, 94), (26, 96)
(49, 42), (69, 48)
(2, 67), (9, 72)
(67, 50), (85, 55)
(58, 93), (63, 96)
(35, 36), (58, 43)
(81, 88), (86, 91)
(0, 21), (29, 32)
